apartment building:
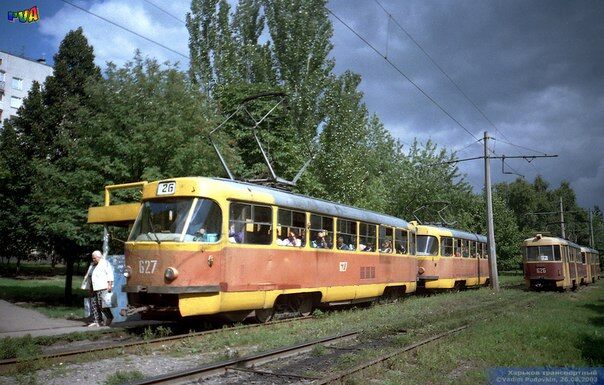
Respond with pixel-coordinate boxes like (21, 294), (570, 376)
(0, 51), (54, 124)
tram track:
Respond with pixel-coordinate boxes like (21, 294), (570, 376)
(0, 316), (314, 375)
(118, 296), (536, 385)
(126, 331), (359, 385)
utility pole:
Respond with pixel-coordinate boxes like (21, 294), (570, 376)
(559, 197), (566, 239)
(589, 208), (595, 248)
(484, 131), (499, 291)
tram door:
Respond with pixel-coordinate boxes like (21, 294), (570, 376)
(561, 246), (570, 288)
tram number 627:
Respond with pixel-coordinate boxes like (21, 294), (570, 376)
(139, 260), (158, 274)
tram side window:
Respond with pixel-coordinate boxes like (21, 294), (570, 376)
(277, 209), (306, 247)
(359, 223), (377, 252)
(395, 229), (408, 254)
(481, 243), (487, 259)
(337, 219), (357, 250)
(310, 214), (334, 249)
(379, 226), (393, 253)
(581, 252), (586, 264)
(441, 237), (454, 256)
(229, 203), (272, 244)
(186, 199), (222, 242)
(454, 239), (462, 257)
(409, 233), (416, 255)
(461, 239), (470, 258)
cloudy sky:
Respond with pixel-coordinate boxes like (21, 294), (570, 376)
(2, 0), (603, 209)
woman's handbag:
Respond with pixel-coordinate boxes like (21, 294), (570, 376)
(101, 290), (115, 308)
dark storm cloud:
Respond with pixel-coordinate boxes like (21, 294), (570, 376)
(328, 0), (604, 208)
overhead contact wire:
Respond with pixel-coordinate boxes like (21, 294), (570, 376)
(327, 8), (480, 142)
(60, 0), (190, 59)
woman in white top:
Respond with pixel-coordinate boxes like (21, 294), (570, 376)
(84, 250), (115, 327)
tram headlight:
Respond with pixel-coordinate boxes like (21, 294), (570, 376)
(124, 265), (132, 278)
(418, 267), (425, 275)
(164, 267), (178, 281)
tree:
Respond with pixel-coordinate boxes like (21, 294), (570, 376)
(187, 0), (336, 184)
(25, 28), (102, 303)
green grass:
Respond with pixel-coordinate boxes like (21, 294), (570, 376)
(103, 370), (145, 385)
(362, 283), (604, 385)
(0, 276), (88, 318)
(0, 331), (119, 362)
(0, 262), (90, 277)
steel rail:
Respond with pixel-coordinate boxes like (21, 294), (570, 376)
(0, 316), (313, 374)
(125, 330), (359, 385)
(314, 325), (469, 384)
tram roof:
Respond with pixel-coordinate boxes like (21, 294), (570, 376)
(522, 235), (581, 249)
(580, 246), (599, 254)
(210, 178), (411, 229)
(416, 224), (487, 243)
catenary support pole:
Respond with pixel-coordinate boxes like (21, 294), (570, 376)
(589, 208), (595, 248)
(484, 131), (499, 291)
(103, 225), (110, 257)
(560, 197), (566, 239)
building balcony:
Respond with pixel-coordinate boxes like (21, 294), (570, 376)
(0, 80), (4, 93)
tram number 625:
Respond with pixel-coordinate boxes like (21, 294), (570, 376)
(139, 260), (158, 274)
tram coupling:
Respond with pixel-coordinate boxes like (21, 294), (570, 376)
(120, 305), (151, 317)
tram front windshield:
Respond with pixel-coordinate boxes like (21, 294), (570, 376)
(129, 198), (222, 242)
(416, 235), (439, 256)
(525, 245), (561, 261)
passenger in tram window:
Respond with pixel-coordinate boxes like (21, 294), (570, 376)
(228, 224), (244, 243)
(380, 239), (392, 253)
(360, 243), (373, 252)
(194, 227), (208, 242)
(285, 230), (302, 247)
(337, 236), (349, 250)
(312, 231), (328, 248)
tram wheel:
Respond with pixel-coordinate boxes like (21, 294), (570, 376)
(254, 308), (274, 323)
(221, 311), (249, 323)
(298, 297), (314, 317)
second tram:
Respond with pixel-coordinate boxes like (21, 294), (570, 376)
(415, 224), (489, 290)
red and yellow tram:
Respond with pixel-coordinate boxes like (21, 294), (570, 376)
(113, 177), (418, 321)
(414, 224), (489, 289)
(522, 234), (582, 291)
(580, 246), (600, 284)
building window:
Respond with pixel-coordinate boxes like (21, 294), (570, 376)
(10, 96), (22, 109)
(12, 77), (23, 91)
